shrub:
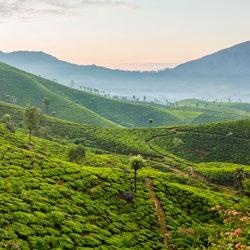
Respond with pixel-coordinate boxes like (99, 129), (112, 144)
(2, 113), (15, 133)
(68, 145), (86, 163)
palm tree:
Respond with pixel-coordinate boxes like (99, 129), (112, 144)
(130, 155), (146, 193)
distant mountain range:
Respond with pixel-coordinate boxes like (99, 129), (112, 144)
(0, 41), (250, 101)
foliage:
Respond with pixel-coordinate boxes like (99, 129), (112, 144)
(130, 155), (146, 193)
(234, 167), (247, 191)
(194, 163), (250, 186)
(1, 113), (15, 133)
(0, 119), (248, 249)
(24, 106), (42, 141)
(0, 62), (116, 127)
(68, 145), (86, 163)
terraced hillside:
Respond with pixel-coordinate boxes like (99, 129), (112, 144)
(146, 119), (250, 165)
(0, 122), (249, 249)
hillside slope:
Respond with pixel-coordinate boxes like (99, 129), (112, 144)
(1, 61), (248, 128)
(0, 122), (249, 249)
(0, 63), (117, 127)
(0, 62), (188, 128)
(40, 82), (183, 127)
(4, 61), (245, 128)
(1, 100), (249, 166)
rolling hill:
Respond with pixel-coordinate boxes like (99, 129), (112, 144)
(0, 62), (184, 128)
(0, 63), (116, 128)
(1, 98), (249, 166)
(1, 41), (250, 101)
(0, 62), (249, 128)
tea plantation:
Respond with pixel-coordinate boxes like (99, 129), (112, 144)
(0, 114), (249, 249)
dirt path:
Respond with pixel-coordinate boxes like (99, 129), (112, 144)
(145, 178), (169, 246)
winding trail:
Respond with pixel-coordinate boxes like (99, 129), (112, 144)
(145, 178), (169, 246)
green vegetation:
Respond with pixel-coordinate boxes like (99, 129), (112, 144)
(24, 106), (42, 141)
(2, 113), (15, 133)
(1, 62), (249, 128)
(130, 155), (146, 193)
(0, 107), (249, 249)
(0, 62), (117, 127)
(68, 145), (86, 163)
(147, 120), (250, 165)
(0, 64), (249, 249)
(194, 163), (250, 187)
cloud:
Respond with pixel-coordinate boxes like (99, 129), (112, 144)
(0, 0), (139, 19)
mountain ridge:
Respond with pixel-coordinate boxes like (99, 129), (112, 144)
(0, 41), (250, 100)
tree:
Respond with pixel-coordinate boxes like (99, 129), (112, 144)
(234, 167), (246, 192)
(42, 97), (50, 113)
(68, 145), (86, 163)
(2, 114), (15, 133)
(149, 118), (153, 128)
(130, 155), (146, 193)
(24, 106), (42, 141)
(2, 113), (11, 123)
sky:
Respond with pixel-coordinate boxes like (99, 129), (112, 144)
(0, 0), (250, 70)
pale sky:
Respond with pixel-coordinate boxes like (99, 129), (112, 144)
(0, 0), (250, 70)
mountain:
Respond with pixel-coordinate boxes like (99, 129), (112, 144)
(174, 41), (250, 75)
(1, 41), (250, 101)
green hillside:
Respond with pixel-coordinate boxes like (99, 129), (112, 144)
(146, 119), (250, 165)
(0, 121), (249, 249)
(39, 82), (184, 127)
(1, 100), (250, 165)
(0, 62), (184, 128)
(177, 99), (250, 124)
(39, 80), (250, 126)
(0, 63), (117, 127)
(1, 62), (249, 129)
(1, 99), (250, 191)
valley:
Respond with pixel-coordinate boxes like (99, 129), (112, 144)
(0, 46), (249, 250)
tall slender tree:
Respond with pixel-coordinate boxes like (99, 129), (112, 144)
(149, 118), (153, 128)
(130, 155), (146, 193)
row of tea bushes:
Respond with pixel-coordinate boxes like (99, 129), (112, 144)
(194, 162), (250, 186)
